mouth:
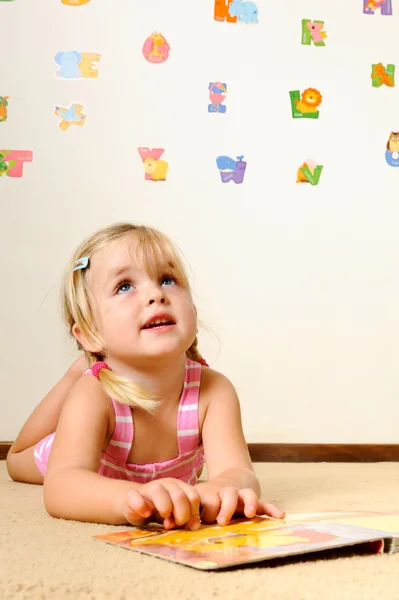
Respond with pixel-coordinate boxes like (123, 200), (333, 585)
(142, 313), (176, 330)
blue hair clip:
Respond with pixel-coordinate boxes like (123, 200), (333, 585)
(73, 256), (89, 272)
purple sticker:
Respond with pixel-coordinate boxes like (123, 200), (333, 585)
(216, 155), (247, 184)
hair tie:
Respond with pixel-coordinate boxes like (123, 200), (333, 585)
(91, 361), (110, 379)
(198, 358), (209, 367)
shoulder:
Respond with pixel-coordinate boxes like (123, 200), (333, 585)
(199, 366), (240, 418)
(200, 366), (236, 395)
(62, 372), (112, 424)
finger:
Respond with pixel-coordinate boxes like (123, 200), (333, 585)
(143, 483), (173, 519)
(256, 500), (286, 520)
(179, 483), (201, 530)
(127, 490), (152, 519)
(163, 515), (176, 529)
(126, 512), (151, 527)
(167, 483), (193, 527)
(237, 488), (259, 519)
(200, 492), (222, 524)
(217, 487), (239, 526)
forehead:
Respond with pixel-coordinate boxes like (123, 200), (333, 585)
(91, 233), (141, 272)
(87, 231), (176, 288)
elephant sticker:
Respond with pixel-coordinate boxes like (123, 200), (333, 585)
(55, 51), (101, 79)
(214, 0), (258, 24)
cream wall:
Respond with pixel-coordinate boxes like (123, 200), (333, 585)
(1, 0), (399, 443)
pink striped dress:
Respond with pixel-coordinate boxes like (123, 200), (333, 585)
(34, 358), (205, 485)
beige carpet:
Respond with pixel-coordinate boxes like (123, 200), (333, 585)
(1, 461), (398, 600)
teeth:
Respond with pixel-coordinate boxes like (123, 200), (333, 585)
(145, 318), (171, 328)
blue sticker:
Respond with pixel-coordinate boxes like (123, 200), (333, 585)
(217, 155), (247, 184)
(208, 82), (227, 113)
(385, 131), (399, 166)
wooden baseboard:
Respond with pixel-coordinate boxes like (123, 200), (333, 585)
(1, 442), (398, 462)
(247, 444), (399, 462)
(0, 443), (13, 460)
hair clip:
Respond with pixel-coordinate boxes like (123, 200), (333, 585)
(73, 256), (89, 272)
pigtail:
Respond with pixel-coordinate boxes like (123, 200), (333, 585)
(97, 368), (159, 413)
(186, 335), (209, 367)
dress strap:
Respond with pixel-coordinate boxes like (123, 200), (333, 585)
(84, 365), (133, 462)
(106, 399), (133, 462)
(177, 359), (202, 455)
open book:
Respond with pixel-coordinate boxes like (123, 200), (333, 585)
(94, 510), (399, 570)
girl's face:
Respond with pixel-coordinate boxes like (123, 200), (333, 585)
(76, 233), (197, 366)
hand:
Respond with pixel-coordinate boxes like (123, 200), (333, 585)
(122, 478), (201, 530)
(195, 482), (285, 527)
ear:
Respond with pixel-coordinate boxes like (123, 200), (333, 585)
(55, 52), (64, 65)
(72, 323), (102, 353)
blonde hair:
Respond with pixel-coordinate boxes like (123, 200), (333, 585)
(63, 222), (205, 412)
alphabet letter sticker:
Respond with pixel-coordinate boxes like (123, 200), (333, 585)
(208, 82), (227, 113)
(385, 132), (399, 166)
(138, 148), (168, 181)
(371, 63), (395, 86)
(301, 19), (327, 46)
(296, 159), (323, 185)
(289, 88), (322, 119)
(363, 0), (392, 15)
(55, 51), (101, 79)
(216, 155), (247, 184)
(54, 103), (87, 130)
(214, 0), (258, 24)
(0, 150), (33, 178)
(61, 0), (92, 4)
(142, 33), (170, 63)
(0, 96), (9, 122)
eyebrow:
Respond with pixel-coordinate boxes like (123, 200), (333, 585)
(106, 261), (177, 284)
(108, 265), (133, 281)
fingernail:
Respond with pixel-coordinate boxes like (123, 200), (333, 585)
(190, 519), (201, 531)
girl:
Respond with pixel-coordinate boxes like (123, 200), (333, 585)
(7, 222), (285, 530)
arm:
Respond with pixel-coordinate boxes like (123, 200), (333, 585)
(43, 374), (142, 525)
(9, 356), (87, 454)
(196, 369), (285, 524)
(43, 375), (201, 529)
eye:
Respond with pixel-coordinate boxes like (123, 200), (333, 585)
(116, 280), (133, 294)
(161, 274), (177, 286)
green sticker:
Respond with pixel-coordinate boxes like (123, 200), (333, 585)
(301, 19), (327, 46)
(297, 160), (323, 186)
(371, 63), (395, 87)
(289, 89), (322, 119)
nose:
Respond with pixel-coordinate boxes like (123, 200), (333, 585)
(149, 296), (165, 305)
(146, 283), (167, 306)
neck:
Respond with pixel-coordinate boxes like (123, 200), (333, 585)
(105, 353), (187, 405)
